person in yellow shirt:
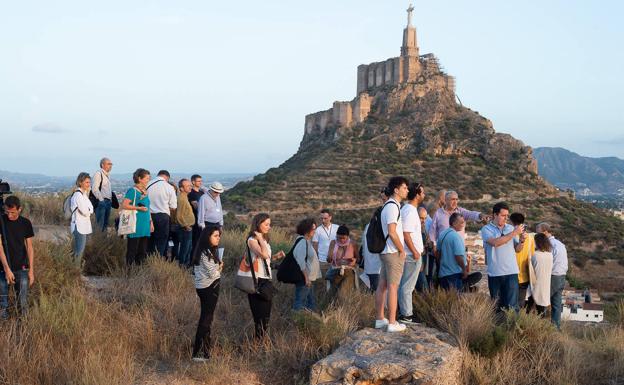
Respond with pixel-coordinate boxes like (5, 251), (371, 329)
(510, 213), (535, 309)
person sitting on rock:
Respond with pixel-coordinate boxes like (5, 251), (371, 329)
(436, 213), (468, 291)
(326, 225), (359, 300)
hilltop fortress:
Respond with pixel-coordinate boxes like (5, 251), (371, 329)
(303, 5), (456, 144)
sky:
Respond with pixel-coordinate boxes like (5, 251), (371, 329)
(1, 0), (623, 176)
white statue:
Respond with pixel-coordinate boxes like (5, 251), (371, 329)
(407, 4), (414, 26)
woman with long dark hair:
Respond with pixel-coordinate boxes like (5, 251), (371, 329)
(245, 213), (285, 338)
(191, 226), (223, 362)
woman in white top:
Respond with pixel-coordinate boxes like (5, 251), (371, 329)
(527, 233), (554, 316)
(246, 213), (285, 339)
(70, 172), (94, 264)
(191, 226), (223, 362)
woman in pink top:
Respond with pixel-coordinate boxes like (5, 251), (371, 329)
(328, 225), (357, 268)
(326, 225), (359, 297)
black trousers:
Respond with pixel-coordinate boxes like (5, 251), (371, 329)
(248, 279), (272, 339)
(149, 213), (170, 257)
(193, 279), (220, 358)
(518, 282), (530, 309)
(126, 236), (148, 265)
(525, 296), (547, 317)
(191, 223), (202, 253)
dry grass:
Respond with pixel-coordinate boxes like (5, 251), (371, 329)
(0, 230), (372, 385)
(15, 192), (67, 226)
(1, 232), (623, 385)
(414, 290), (624, 385)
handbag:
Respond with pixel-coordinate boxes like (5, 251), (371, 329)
(117, 188), (138, 236)
(276, 237), (306, 284)
(234, 241), (277, 301)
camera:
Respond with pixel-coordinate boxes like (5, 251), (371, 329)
(0, 179), (11, 195)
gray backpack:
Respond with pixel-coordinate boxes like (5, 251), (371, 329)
(63, 190), (80, 220)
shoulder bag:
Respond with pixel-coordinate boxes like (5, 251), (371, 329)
(235, 240), (277, 301)
(117, 189), (138, 236)
(277, 236), (306, 284)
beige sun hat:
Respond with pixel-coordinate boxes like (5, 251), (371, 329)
(209, 181), (224, 194)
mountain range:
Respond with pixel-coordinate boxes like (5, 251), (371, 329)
(533, 147), (624, 196)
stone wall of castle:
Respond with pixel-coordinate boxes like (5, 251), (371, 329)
(304, 93), (372, 135)
(356, 55), (423, 94)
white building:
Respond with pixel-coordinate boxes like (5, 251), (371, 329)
(562, 303), (604, 323)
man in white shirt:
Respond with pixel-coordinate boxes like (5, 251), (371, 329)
(197, 182), (225, 228)
(147, 170), (177, 257)
(92, 157), (113, 231)
(397, 182), (426, 324)
(312, 209), (339, 263)
(375, 176), (409, 333)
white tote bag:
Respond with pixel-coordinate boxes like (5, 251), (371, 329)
(117, 189), (138, 236)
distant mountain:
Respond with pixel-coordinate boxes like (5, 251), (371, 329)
(0, 170), (253, 193)
(533, 147), (624, 196)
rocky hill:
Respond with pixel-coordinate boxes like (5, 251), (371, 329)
(224, 15), (624, 268)
(534, 147), (624, 196)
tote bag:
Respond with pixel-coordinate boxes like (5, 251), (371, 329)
(234, 243), (259, 294)
(117, 189), (138, 236)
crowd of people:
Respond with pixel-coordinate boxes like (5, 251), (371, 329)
(0, 158), (570, 362)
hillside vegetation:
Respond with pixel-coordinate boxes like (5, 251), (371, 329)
(1, 233), (623, 385)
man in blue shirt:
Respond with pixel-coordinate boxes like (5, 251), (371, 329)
(436, 213), (467, 291)
(481, 202), (525, 313)
(536, 222), (568, 330)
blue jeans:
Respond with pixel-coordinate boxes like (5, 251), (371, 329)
(149, 213), (170, 257)
(398, 256), (422, 317)
(293, 281), (316, 311)
(550, 275), (566, 329)
(176, 227), (193, 266)
(0, 270), (29, 318)
(488, 274), (519, 312)
(439, 273), (463, 291)
(415, 271), (429, 292)
(72, 229), (88, 264)
(95, 199), (112, 231)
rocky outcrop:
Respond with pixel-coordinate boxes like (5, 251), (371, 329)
(309, 325), (462, 385)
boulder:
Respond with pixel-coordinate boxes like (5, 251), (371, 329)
(310, 324), (462, 385)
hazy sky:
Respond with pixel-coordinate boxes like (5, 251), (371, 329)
(1, 0), (622, 176)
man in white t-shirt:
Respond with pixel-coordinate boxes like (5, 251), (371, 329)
(312, 208), (339, 263)
(147, 170), (177, 257)
(374, 176), (409, 333)
(398, 182), (426, 324)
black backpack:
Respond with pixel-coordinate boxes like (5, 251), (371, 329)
(366, 200), (400, 254)
(277, 237), (307, 284)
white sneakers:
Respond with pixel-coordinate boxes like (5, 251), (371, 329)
(374, 318), (389, 329)
(386, 322), (407, 333)
(374, 318), (407, 332)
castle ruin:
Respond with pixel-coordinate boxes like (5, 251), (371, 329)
(304, 5), (456, 139)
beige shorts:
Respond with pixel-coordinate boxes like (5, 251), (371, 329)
(379, 252), (405, 285)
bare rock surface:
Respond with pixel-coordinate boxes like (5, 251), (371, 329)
(310, 324), (461, 385)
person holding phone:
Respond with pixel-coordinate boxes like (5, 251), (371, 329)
(122, 168), (154, 265)
(481, 202), (526, 313)
(191, 225), (223, 362)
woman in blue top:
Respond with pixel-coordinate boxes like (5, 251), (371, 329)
(122, 168), (153, 265)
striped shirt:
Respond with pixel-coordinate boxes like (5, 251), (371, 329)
(194, 251), (221, 289)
